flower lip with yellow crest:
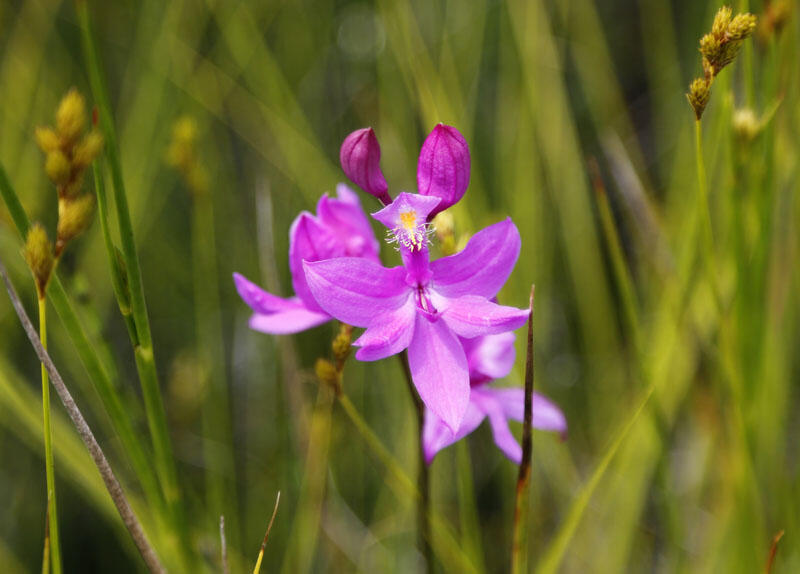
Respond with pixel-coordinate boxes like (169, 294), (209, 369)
(372, 192), (441, 252)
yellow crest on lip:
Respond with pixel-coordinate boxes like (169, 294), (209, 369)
(399, 210), (417, 232)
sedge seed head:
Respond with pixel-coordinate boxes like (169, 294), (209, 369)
(57, 194), (96, 247)
(45, 150), (71, 185)
(23, 223), (54, 295)
(55, 89), (86, 144)
(687, 78), (712, 120)
(35, 127), (61, 153)
(72, 130), (104, 169)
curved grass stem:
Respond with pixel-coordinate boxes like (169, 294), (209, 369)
(76, 4), (185, 560)
(0, 259), (165, 573)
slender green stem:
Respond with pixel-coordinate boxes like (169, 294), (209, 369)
(511, 287), (534, 574)
(92, 163), (137, 343)
(399, 352), (433, 572)
(336, 393), (477, 573)
(694, 119), (722, 313)
(0, 260), (165, 573)
(77, 1), (182, 541)
(39, 297), (62, 574)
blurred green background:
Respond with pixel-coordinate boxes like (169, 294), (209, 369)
(0, 0), (798, 571)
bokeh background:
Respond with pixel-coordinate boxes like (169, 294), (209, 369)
(0, 0), (798, 572)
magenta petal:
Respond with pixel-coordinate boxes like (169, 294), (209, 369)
(422, 402), (486, 464)
(417, 124), (470, 217)
(288, 212), (333, 311)
(340, 128), (391, 204)
(234, 273), (330, 334)
(316, 185), (381, 261)
(353, 300), (416, 361)
(303, 258), (410, 327)
(441, 295), (530, 339)
(463, 332), (517, 385)
(407, 315), (470, 433)
(532, 392), (568, 435)
(472, 389), (522, 463)
(372, 192), (442, 231)
(492, 388), (568, 436)
(234, 272), (297, 314)
(249, 306), (330, 334)
(430, 219), (521, 299)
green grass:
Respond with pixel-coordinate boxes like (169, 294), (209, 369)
(0, 0), (798, 571)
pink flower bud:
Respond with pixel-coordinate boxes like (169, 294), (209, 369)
(416, 124), (470, 217)
(340, 128), (391, 205)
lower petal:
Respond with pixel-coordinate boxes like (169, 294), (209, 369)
(422, 402), (487, 464)
(473, 390), (523, 464)
(354, 300), (416, 361)
(249, 307), (330, 334)
(407, 315), (470, 433)
(492, 388), (568, 436)
(234, 272), (298, 314)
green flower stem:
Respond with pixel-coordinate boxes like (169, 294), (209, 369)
(76, 0), (182, 535)
(398, 351), (433, 572)
(0, 163), (164, 525)
(336, 392), (477, 573)
(39, 296), (62, 574)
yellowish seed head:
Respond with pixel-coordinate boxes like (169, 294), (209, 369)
(73, 130), (104, 168)
(55, 89), (86, 144)
(35, 127), (61, 153)
(23, 223), (54, 295)
(687, 77), (712, 120)
(57, 194), (96, 247)
(45, 150), (71, 185)
(711, 6), (733, 38)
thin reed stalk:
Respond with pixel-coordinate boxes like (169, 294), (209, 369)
(0, 258), (165, 574)
(76, 4), (185, 557)
(38, 297), (61, 574)
(511, 286), (534, 574)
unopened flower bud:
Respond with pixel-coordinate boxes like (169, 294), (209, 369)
(687, 78), (711, 120)
(340, 128), (390, 205)
(45, 150), (71, 185)
(315, 358), (341, 393)
(72, 130), (104, 168)
(55, 89), (86, 144)
(57, 194), (95, 249)
(417, 124), (470, 218)
(332, 324), (353, 363)
(23, 223), (54, 296)
(35, 127), (61, 153)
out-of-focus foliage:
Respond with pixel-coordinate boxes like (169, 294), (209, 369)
(0, 0), (798, 572)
